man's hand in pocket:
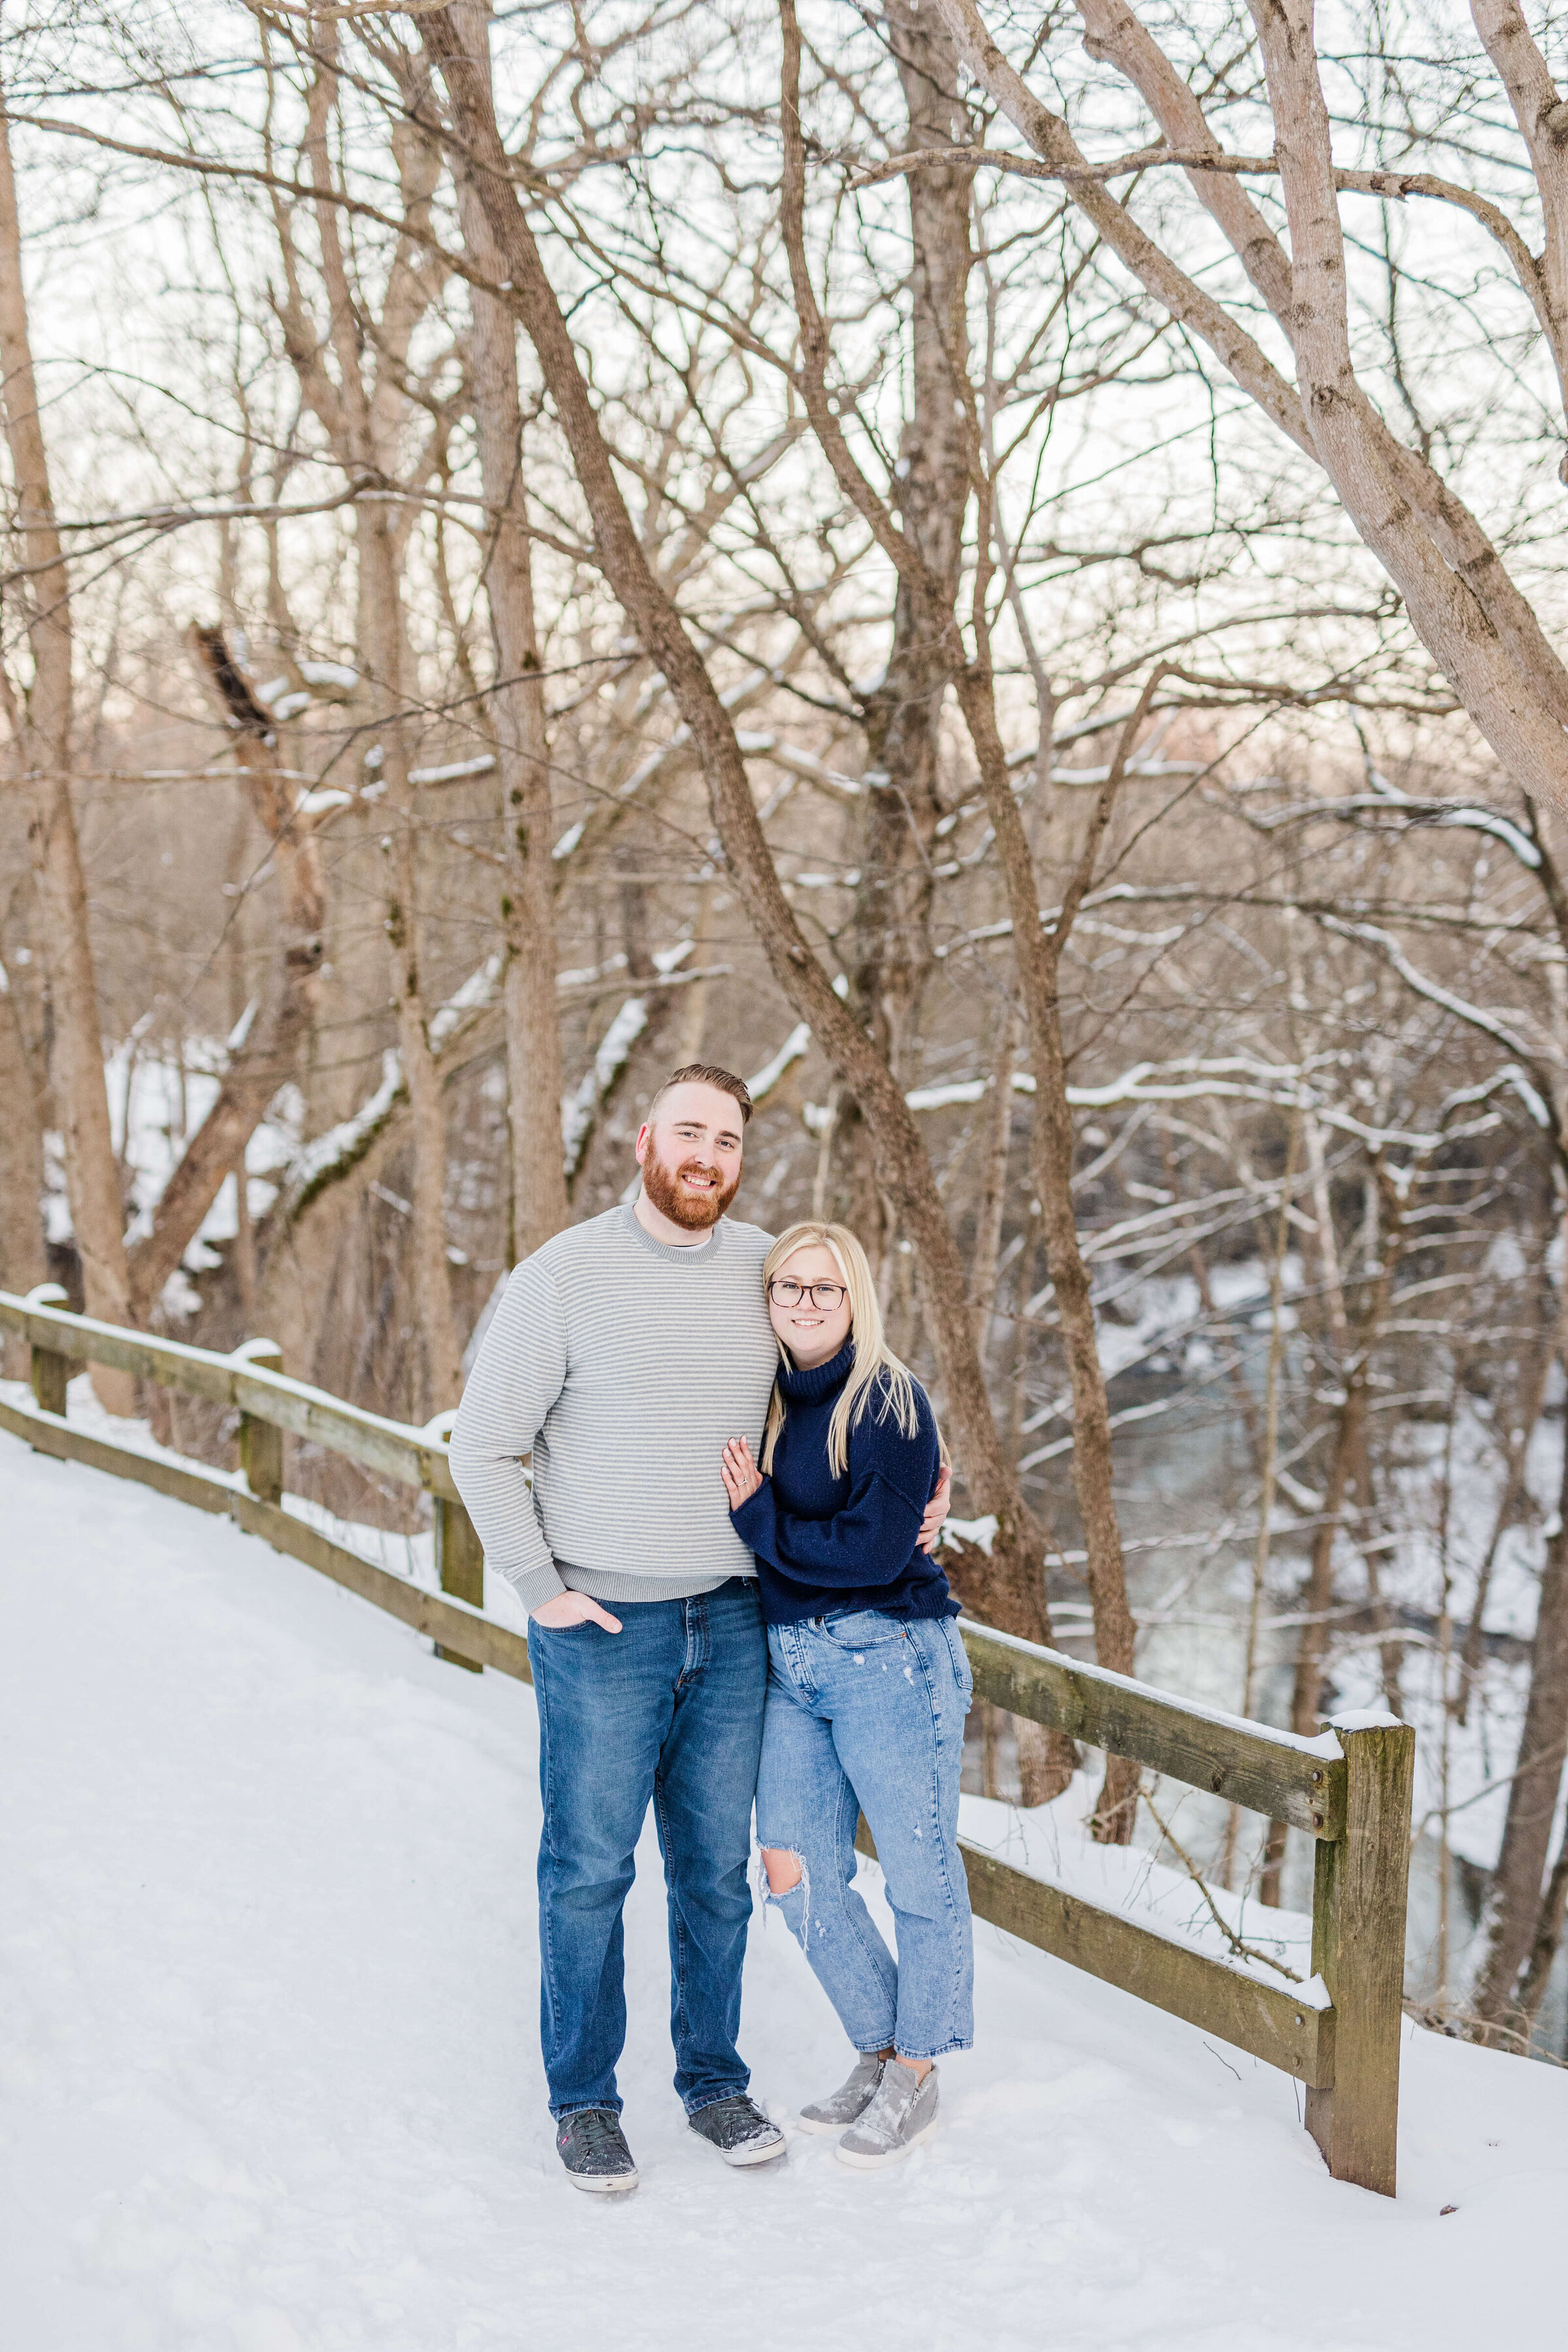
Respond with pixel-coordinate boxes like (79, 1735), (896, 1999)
(530, 1590), (623, 1631)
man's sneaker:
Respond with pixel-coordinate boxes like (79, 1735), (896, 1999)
(836, 2061), (939, 2169)
(797, 2051), (887, 2136)
(688, 2093), (787, 2168)
(555, 2106), (639, 2194)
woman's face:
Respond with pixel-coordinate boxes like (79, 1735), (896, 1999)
(768, 1243), (853, 1369)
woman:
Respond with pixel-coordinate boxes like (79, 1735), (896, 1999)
(719, 1220), (973, 2170)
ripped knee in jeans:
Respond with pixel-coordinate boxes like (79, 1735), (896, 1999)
(760, 1847), (804, 1895)
(757, 1846), (810, 1944)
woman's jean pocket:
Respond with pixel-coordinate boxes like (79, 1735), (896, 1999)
(817, 1607), (907, 1650)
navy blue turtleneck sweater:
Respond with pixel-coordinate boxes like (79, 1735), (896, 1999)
(730, 1339), (956, 1627)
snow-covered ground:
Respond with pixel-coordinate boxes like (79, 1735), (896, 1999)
(2, 1433), (1563, 2352)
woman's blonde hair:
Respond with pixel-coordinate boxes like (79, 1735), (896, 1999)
(759, 1221), (925, 1477)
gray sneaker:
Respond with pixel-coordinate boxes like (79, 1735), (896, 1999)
(836, 2061), (939, 2169)
(797, 2051), (887, 2136)
(555, 2106), (639, 2194)
(687, 2092), (787, 2168)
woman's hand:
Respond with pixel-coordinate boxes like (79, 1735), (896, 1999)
(721, 1436), (764, 1509)
(918, 1465), (951, 1556)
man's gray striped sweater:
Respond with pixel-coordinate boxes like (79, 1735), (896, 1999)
(448, 1204), (777, 1610)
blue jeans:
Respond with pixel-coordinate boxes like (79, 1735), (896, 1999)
(527, 1578), (767, 2117)
(755, 1609), (975, 2062)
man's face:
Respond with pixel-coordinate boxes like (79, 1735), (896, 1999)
(636, 1081), (745, 1230)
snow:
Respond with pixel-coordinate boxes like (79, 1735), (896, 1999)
(940, 1511), (999, 1556)
(270, 1052), (404, 1223)
(745, 1021), (811, 1103)
(93, 1039), (304, 1258)
(561, 998), (649, 1173)
(2, 1436), (1564, 2351)
(408, 755), (496, 785)
(427, 953), (504, 1050)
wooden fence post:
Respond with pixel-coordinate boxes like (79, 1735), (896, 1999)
(25, 1281), (71, 1416)
(1305, 1715), (1416, 2196)
(433, 1496), (485, 1672)
(29, 1341), (70, 1416)
(233, 1339), (286, 1505)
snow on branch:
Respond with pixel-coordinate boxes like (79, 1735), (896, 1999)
(1322, 913), (1548, 1069)
(408, 754), (496, 785)
(1348, 779), (1539, 869)
(900, 1049), (1517, 1160)
(562, 999), (649, 1177)
(272, 1051), (405, 1224)
(428, 951), (504, 1051)
(747, 1021), (811, 1103)
(740, 736), (862, 804)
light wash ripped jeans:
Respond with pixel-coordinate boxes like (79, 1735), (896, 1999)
(754, 1609), (975, 2063)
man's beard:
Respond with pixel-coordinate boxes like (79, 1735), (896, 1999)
(641, 1145), (740, 1232)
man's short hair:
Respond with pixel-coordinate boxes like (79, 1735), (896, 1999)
(647, 1063), (753, 1126)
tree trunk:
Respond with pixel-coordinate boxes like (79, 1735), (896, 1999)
(971, 1000), (1021, 1354)
(834, 0), (976, 1260)
(0, 955), (46, 1371)
(1469, 1426), (1568, 2042)
(959, 680), (1147, 1835)
(1259, 1369), (1364, 1904)
(451, 4), (568, 1265)
(940, 0), (1568, 813)
(1017, 1718), (1073, 1808)
(282, 35), (460, 1421)
(124, 629), (328, 1319)
(1512, 1825), (1568, 2039)
(0, 93), (134, 1407)
(226, 796), (259, 1324)
(1263, 1159), (1404, 1903)
(362, 513), (464, 1423)
(1457, 1313), (1552, 1725)
(421, 7), (1070, 1716)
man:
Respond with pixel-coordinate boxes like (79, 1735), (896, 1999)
(449, 1064), (947, 2193)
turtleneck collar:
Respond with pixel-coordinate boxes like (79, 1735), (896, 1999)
(778, 1336), (855, 1403)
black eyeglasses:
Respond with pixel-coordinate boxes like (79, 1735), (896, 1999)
(768, 1277), (848, 1309)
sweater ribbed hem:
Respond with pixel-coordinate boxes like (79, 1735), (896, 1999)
(502, 1560), (570, 1612)
(561, 1562), (755, 1604)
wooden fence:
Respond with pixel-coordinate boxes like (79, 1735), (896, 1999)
(0, 1282), (1414, 2195)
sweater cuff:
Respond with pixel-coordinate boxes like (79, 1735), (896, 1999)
(730, 1483), (773, 1546)
(502, 1558), (568, 1612)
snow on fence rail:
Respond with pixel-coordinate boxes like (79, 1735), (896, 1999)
(0, 1284), (1414, 2197)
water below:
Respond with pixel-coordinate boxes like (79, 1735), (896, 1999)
(956, 1362), (1568, 2062)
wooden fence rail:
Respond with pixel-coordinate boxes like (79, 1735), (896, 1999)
(0, 1284), (1414, 2195)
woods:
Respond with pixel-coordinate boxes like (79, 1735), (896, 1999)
(4, 0), (1568, 2051)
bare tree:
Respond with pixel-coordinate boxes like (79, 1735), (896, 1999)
(420, 3), (1077, 1750)
(932, 0), (1568, 813)
(449, 0), (567, 1264)
(269, 22), (464, 1413)
(124, 624), (331, 1322)
(0, 88), (133, 1405)
(0, 939), (47, 1352)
